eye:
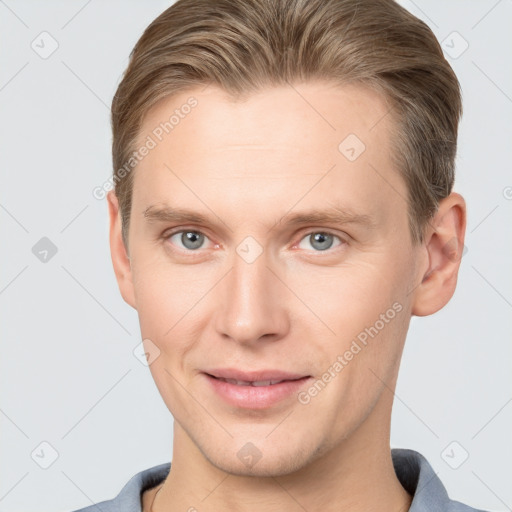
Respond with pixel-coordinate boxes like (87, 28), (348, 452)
(297, 231), (343, 251)
(166, 230), (211, 251)
(163, 229), (344, 253)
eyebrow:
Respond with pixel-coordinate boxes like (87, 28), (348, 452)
(142, 204), (377, 230)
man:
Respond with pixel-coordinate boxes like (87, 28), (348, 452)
(73, 0), (488, 510)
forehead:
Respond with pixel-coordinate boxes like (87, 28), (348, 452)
(132, 81), (406, 227)
(139, 80), (392, 158)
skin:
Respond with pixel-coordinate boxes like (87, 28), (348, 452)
(107, 81), (466, 512)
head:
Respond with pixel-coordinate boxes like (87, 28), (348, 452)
(107, 0), (466, 477)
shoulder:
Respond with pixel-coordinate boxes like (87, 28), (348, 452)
(68, 462), (171, 512)
(391, 448), (490, 512)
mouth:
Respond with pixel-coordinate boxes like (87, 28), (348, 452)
(204, 368), (309, 382)
(202, 369), (312, 409)
(208, 376), (300, 386)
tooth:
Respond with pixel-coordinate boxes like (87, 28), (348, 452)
(223, 378), (251, 386)
(252, 380), (279, 386)
(251, 380), (270, 386)
(220, 378), (286, 386)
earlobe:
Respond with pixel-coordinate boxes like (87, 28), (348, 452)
(411, 192), (466, 317)
(107, 190), (137, 309)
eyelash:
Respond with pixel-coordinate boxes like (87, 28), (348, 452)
(162, 228), (346, 254)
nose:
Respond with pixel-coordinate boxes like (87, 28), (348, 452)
(213, 244), (290, 346)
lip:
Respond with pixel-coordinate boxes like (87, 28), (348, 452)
(202, 368), (312, 409)
(204, 368), (308, 382)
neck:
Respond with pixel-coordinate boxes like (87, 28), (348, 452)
(152, 394), (411, 512)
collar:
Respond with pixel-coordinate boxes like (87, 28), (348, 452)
(106, 448), (484, 512)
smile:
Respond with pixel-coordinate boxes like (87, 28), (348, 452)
(203, 371), (312, 409)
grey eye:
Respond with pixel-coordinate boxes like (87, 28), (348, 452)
(170, 231), (206, 250)
(298, 232), (341, 251)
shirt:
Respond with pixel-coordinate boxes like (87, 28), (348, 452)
(69, 448), (488, 512)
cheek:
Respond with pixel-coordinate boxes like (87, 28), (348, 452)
(130, 252), (215, 378)
(306, 286), (408, 425)
(130, 248), (209, 333)
(295, 253), (412, 386)
(293, 258), (405, 333)
(145, 356), (197, 424)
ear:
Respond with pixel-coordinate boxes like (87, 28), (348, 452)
(411, 192), (466, 317)
(107, 190), (136, 309)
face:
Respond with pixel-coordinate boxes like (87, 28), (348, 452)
(114, 81), (426, 476)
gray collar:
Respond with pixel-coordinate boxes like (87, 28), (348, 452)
(75, 448), (487, 512)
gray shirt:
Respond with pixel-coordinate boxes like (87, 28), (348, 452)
(70, 448), (488, 511)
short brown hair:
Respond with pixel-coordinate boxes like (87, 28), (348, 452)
(111, 0), (462, 247)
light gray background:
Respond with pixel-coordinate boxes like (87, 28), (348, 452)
(1, 1), (511, 511)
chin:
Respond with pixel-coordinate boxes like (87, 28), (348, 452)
(211, 451), (307, 478)
(198, 433), (327, 478)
